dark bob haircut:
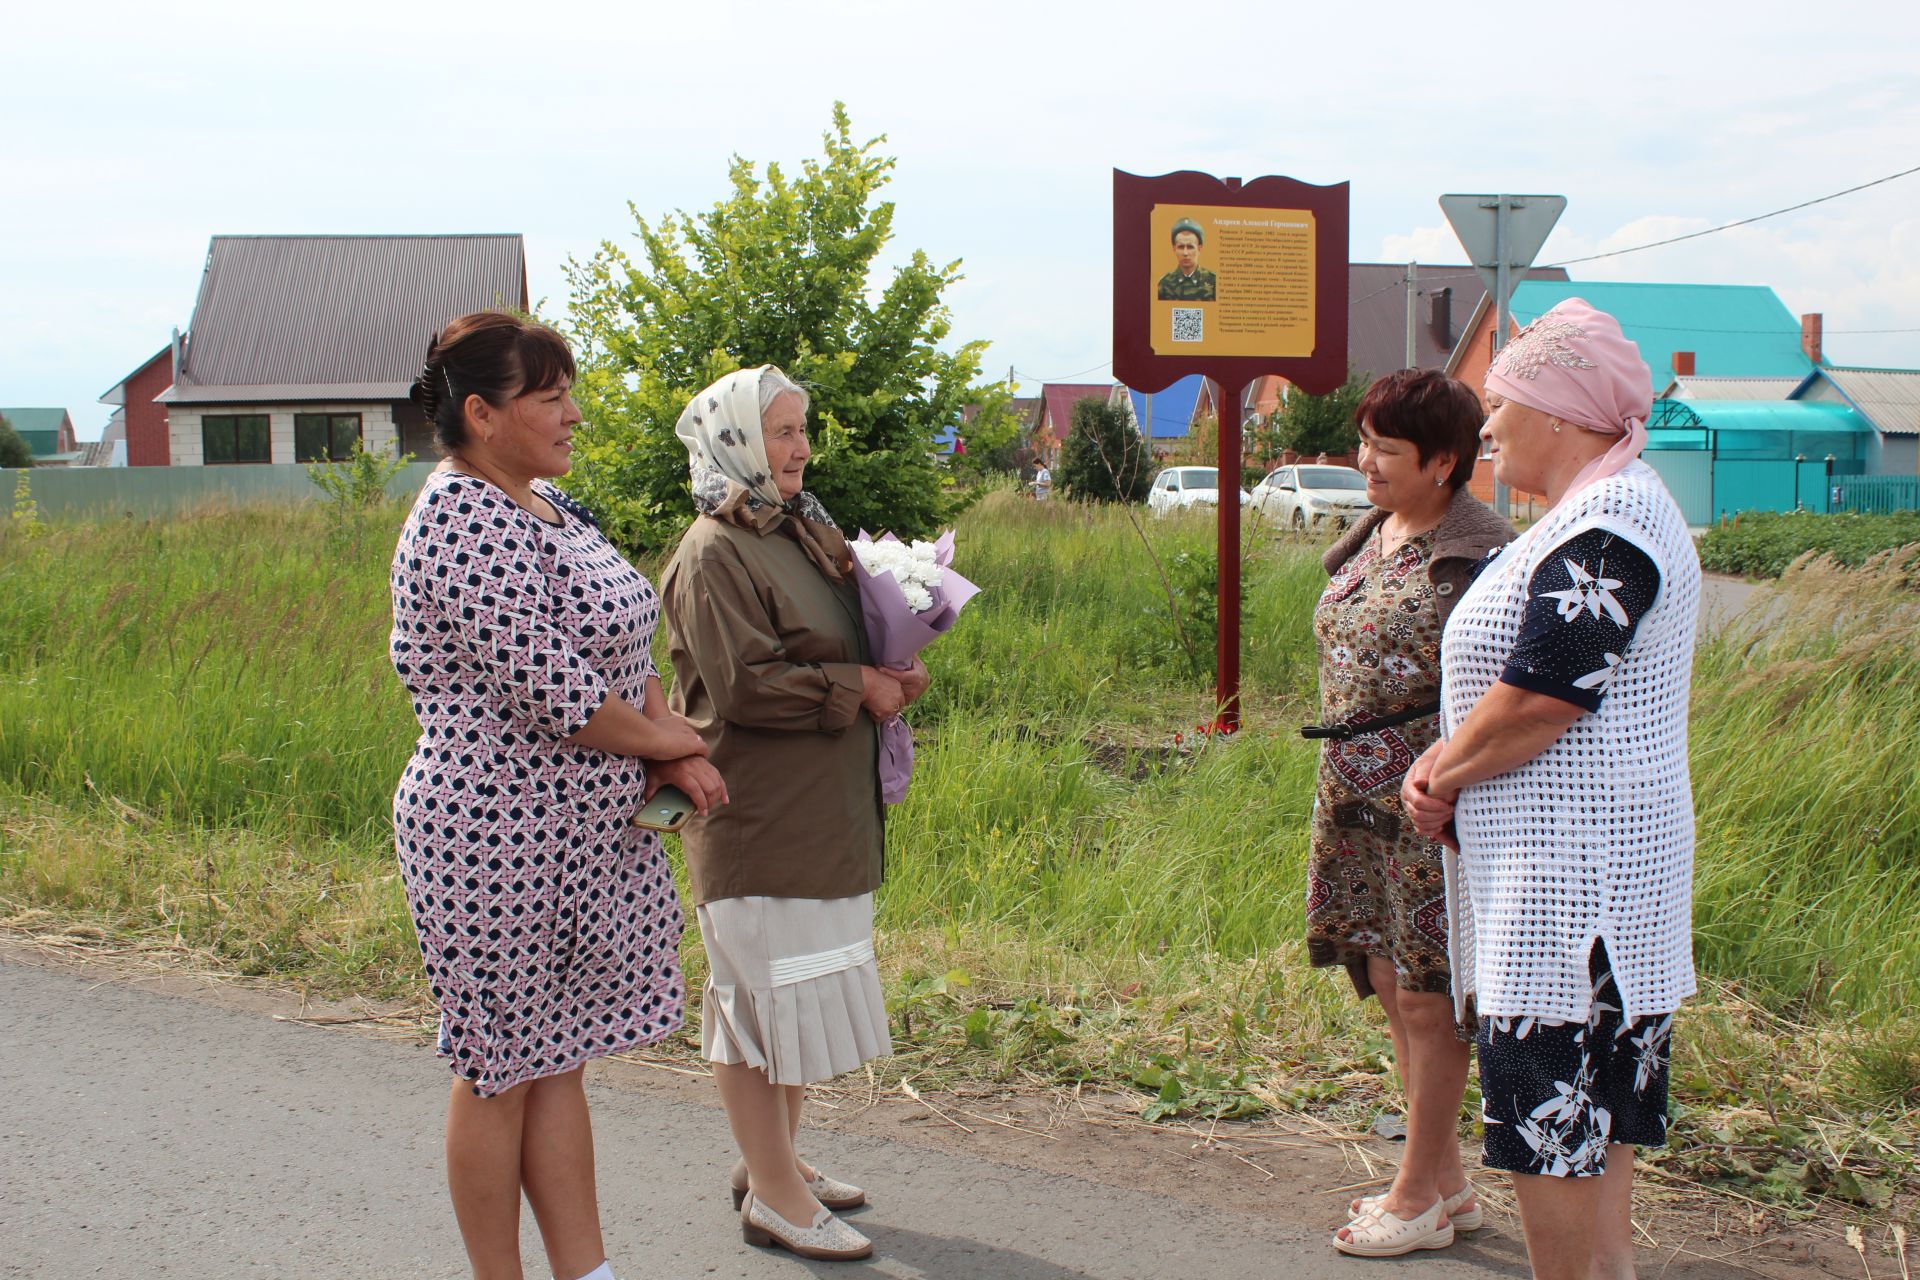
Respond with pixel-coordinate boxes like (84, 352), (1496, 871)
(1352, 369), (1484, 490)
(408, 311), (577, 452)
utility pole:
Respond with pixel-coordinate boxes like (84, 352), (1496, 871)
(1404, 261), (1419, 370)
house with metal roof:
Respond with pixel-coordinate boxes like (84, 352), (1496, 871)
(159, 234), (528, 466)
(1028, 382), (1112, 469)
(1449, 280), (1823, 398)
(1350, 263), (1570, 380)
(0, 408), (81, 465)
(98, 346), (173, 466)
(1788, 366), (1920, 476)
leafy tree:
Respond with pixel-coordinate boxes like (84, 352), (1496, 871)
(1274, 368), (1368, 457)
(561, 104), (993, 550)
(949, 388), (1027, 480)
(1058, 397), (1154, 503)
(0, 414), (32, 469)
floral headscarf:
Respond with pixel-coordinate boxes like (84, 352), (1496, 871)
(675, 366), (849, 582)
(1486, 298), (1653, 501)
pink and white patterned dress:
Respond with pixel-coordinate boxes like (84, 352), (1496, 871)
(389, 470), (685, 1096)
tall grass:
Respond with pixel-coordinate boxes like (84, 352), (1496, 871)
(3, 499), (1917, 1028)
(4, 499), (1919, 1207)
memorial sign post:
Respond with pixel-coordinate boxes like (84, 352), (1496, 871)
(1113, 170), (1349, 730)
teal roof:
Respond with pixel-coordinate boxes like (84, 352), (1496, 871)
(1509, 281), (1817, 397)
(0, 408), (72, 458)
(1671, 399), (1872, 434)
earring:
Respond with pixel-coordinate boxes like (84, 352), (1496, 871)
(1435, 475), (1446, 486)
(1551, 419), (1563, 433)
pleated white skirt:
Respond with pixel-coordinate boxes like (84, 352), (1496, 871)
(697, 892), (892, 1086)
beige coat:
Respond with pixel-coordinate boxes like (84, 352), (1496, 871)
(660, 515), (883, 905)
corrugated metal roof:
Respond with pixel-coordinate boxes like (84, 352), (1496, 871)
(1510, 280), (1815, 395)
(1348, 262), (1569, 378)
(0, 407), (73, 435)
(176, 234), (528, 398)
(1037, 383), (1113, 432)
(1807, 366), (1920, 436)
(1667, 375), (1798, 400)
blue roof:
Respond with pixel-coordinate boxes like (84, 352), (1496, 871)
(1509, 281), (1817, 397)
(1124, 376), (1205, 439)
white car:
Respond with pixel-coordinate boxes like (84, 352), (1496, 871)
(1251, 464), (1373, 530)
(1147, 466), (1252, 517)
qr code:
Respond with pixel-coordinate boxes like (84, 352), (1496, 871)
(1171, 308), (1204, 343)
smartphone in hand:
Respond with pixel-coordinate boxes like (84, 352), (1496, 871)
(631, 784), (698, 833)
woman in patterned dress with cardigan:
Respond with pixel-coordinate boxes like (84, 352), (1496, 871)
(389, 312), (724, 1280)
(660, 365), (927, 1263)
(1405, 298), (1700, 1280)
(1305, 369), (1514, 1257)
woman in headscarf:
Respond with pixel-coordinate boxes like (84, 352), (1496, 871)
(660, 365), (928, 1263)
(1402, 299), (1700, 1279)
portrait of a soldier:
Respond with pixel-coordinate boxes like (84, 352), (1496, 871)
(1157, 218), (1217, 301)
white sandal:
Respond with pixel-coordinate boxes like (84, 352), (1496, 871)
(1348, 1181), (1482, 1231)
(1332, 1198), (1455, 1258)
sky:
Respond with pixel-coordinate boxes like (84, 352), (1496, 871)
(6, 0), (1919, 440)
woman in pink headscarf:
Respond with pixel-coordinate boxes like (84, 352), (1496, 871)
(1398, 299), (1700, 1278)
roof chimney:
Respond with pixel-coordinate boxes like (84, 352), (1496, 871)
(1801, 313), (1823, 365)
(1672, 351), (1696, 377)
(1429, 287), (1454, 351)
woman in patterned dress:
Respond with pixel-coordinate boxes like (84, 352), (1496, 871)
(1405, 299), (1701, 1280)
(389, 312), (723, 1280)
(1305, 370), (1513, 1257)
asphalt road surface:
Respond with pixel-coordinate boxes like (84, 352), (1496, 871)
(1, 955), (1565, 1280)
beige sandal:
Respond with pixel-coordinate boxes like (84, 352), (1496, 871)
(1348, 1182), (1482, 1231)
(1332, 1198), (1455, 1257)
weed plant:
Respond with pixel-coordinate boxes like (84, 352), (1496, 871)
(2, 498), (1916, 1215)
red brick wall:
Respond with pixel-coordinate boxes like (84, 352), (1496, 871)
(123, 351), (174, 466)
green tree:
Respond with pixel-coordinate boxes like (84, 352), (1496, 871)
(0, 414), (32, 469)
(1274, 368), (1368, 457)
(562, 104), (994, 550)
(1058, 397), (1154, 503)
(949, 388), (1027, 481)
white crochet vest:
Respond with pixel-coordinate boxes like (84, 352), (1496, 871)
(1441, 461), (1700, 1024)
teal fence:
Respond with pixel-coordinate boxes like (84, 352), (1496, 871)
(0, 463), (436, 521)
(1832, 475), (1920, 515)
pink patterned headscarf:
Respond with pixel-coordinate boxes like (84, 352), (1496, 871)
(1486, 297), (1652, 499)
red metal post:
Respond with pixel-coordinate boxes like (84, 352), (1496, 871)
(1215, 377), (1245, 732)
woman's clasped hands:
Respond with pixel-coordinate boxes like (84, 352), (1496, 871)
(1401, 741), (1459, 850)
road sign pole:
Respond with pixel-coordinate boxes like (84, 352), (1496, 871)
(1216, 377), (1245, 732)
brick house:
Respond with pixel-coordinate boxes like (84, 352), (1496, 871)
(159, 234), (528, 466)
(98, 346), (174, 466)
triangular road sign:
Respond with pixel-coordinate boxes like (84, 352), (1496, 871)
(1438, 194), (1567, 301)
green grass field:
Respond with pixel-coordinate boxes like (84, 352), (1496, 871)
(2, 491), (1916, 1216)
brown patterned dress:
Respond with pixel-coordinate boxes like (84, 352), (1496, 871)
(1306, 530), (1452, 996)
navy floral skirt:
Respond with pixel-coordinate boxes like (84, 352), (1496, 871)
(1478, 941), (1673, 1178)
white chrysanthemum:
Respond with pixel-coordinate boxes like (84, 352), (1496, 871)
(853, 538), (945, 614)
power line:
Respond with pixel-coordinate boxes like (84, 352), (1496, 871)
(1544, 162), (1920, 267)
(1012, 359), (1111, 384)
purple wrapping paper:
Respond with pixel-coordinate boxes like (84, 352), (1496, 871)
(850, 530), (983, 804)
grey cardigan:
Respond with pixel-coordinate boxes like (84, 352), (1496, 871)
(1322, 487), (1515, 628)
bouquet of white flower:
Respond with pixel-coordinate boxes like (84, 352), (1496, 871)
(848, 530), (981, 803)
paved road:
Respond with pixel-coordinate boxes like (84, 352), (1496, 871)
(1, 957), (1558, 1280)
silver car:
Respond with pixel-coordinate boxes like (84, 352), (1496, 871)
(1251, 464), (1373, 530)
